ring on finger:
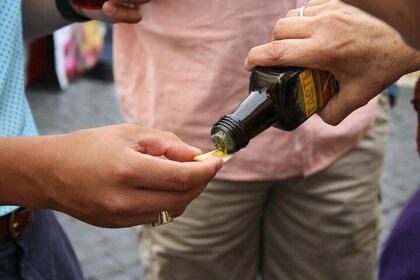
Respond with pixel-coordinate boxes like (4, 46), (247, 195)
(152, 211), (173, 227)
(298, 6), (307, 17)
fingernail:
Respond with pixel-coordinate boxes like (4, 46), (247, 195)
(216, 158), (225, 170)
(191, 147), (202, 155)
(103, 3), (117, 15)
(244, 58), (249, 70)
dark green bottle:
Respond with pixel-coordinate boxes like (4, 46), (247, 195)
(211, 67), (338, 154)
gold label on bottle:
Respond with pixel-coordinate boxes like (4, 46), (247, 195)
(299, 69), (318, 117)
(299, 69), (337, 118)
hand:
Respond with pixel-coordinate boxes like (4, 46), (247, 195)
(23, 124), (224, 228)
(245, 0), (420, 125)
(72, 0), (150, 23)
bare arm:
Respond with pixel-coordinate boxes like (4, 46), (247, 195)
(21, 0), (70, 40)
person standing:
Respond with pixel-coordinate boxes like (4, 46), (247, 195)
(245, 1), (420, 279)
(114, 0), (389, 279)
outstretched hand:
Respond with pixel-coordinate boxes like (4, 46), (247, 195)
(10, 124), (223, 228)
(245, 0), (420, 125)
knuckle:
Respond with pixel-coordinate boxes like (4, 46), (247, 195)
(118, 123), (139, 134)
(286, 8), (298, 18)
(102, 196), (131, 216)
(108, 163), (135, 185)
(171, 167), (193, 191)
(324, 12), (345, 29)
(266, 41), (286, 64)
(312, 38), (329, 61)
(166, 131), (180, 141)
(156, 130), (179, 143)
(312, 37), (338, 66)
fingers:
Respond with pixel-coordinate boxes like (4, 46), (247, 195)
(74, 210), (159, 228)
(245, 38), (319, 71)
(116, 125), (223, 191)
(92, 158), (223, 227)
(316, 87), (370, 125)
(316, 95), (353, 126)
(101, 190), (199, 227)
(287, 0), (332, 17)
(126, 188), (200, 217)
(135, 130), (202, 162)
(245, 0), (341, 71)
(302, 0), (331, 8)
(102, 0), (148, 23)
(272, 16), (314, 40)
(128, 153), (223, 192)
(70, 182), (202, 228)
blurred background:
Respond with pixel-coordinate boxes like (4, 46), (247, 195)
(25, 23), (420, 280)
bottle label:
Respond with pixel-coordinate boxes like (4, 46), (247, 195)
(299, 69), (337, 118)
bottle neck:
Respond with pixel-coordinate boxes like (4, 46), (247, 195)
(211, 115), (249, 153)
(211, 90), (281, 153)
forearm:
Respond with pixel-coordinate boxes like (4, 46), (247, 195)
(400, 46), (420, 75)
(22, 0), (72, 40)
(0, 136), (58, 208)
(342, 0), (420, 49)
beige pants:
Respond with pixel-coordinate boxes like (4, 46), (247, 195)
(139, 95), (390, 280)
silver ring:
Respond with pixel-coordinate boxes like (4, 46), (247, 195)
(152, 211), (173, 227)
(298, 6), (307, 17)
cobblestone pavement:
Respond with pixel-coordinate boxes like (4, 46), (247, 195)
(26, 77), (420, 280)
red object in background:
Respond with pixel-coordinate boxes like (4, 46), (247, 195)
(26, 37), (50, 84)
(70, 0), (106, 9)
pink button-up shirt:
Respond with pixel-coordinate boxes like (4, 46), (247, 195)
(114, 0), (379, 181)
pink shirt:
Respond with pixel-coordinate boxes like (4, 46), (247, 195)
(114, 0), (379, 181)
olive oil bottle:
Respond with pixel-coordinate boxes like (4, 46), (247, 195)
(211, 67), (339, 154)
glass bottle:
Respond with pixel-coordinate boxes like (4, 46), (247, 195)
(211, 67), (339, 154)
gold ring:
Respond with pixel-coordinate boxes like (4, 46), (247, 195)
(152, 211), (173, 227)
(298, 6), (307, 17)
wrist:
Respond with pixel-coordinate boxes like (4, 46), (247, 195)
(397, 39), (420, 76)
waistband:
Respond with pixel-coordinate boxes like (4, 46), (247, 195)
(0, 208), (35, 240)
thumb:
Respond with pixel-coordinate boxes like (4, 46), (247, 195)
(245, 38), (318, 71)
(136, 131), (202, 162)
(317, 85), (370, 126)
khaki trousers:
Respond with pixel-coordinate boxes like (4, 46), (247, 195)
(139, 95), (389, 280)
